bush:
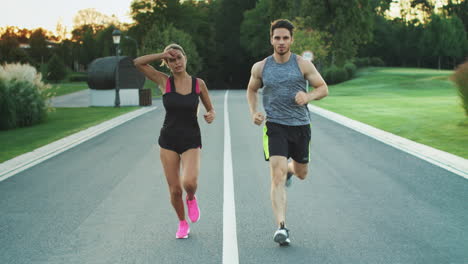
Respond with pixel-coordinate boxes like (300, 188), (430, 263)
(46, 54), (67, 82)
(344, 62), (357, 78)
(68, 72), (88, 82)
(7, 80), (47, 126)
(324, 65), (349, 85)
(370, 57), (385, 67)
(354, 57), (371, 67)
(0, 63), (53, 130)
(39, 63), (48, 80)
(353, 57), (385, 68)
(0, 80), (16, 130)
(451, 60), (468, 116)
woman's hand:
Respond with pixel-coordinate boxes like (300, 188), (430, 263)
(162, 49), (178, 60)
(204, 110), (216, 124)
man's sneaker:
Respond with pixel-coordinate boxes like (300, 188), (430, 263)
(273, 227), (290, 246)
(285, 172), (293, 187)
(176, 220), (190, 239)
(186, 196), (201, 223)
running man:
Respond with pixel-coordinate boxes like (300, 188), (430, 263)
(246, 19), (328, 246)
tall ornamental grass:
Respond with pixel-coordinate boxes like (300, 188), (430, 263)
(0, 63), (54, 130)
(451, 61), (468, 116)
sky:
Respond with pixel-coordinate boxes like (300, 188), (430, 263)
(0, 0), (135, 33)
(0, 0), (452, 34)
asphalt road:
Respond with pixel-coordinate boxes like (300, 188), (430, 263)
(1, 90), (467, 264)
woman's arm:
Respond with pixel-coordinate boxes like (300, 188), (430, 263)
(198, 78), (215, 124)
(134, 52), (172, 92)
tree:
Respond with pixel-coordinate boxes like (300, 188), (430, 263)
(0, 29), (30, 64)
(129, 0), (159, 45)
(130, 0), (182, 45)
(95, 26), (116, 58)
(370, 0), (392, 15)
(55, 19), (68, 41)
(410, 0), (434, 23)
(177, 1), (217, 80)
(54, 39), (75, 69)
(240, 0), (271, 61)
(214, 0), (256, 87)
(142, 24), (201, 75)
(29, 28), (50, 66)
(72, 25), (98, 69)
(73, 8), (120, 32)
(421, 14), (461, 69)
(46, 53), (67, 82)
(299, 0), (374, 66)
(446, 16), (468, 68)
(291, 18), (331, 67)
(444, 0), (468, 32)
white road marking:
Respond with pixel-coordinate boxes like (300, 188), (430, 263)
(223, 90), (239, 264)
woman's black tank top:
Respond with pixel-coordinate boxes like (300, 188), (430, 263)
(160, 76), (201, 139)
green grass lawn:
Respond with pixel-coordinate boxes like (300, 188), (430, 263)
(0, 107), (138, 163)
(313, 67), (468, 158)
(49, 82), (88, 97)
(49, 80), (161, 98)
(143, 79), (162, 98)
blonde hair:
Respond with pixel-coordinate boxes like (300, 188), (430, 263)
(161, 43), (187, 67)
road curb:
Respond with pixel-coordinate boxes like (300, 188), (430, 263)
(308, 104), (468, 179)
(0, 106), (158, 182)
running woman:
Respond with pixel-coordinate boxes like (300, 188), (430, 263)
(246, 19), (328, 246)
(134, 43), (215, 239)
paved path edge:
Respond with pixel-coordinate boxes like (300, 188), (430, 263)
(0, 106), (158, 182)
(308, 104), (468, 179)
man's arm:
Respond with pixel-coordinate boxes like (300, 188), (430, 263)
(246, 61), (265, 125)
(295, 58), (329, 105)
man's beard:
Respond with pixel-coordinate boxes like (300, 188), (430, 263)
(276, 46), (289, 55)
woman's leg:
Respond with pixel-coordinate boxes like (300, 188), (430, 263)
(180, 148), (200, 199)
(181, 148), (201, 222)
(160, 147), (185, 220)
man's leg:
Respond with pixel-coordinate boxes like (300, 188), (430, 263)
(264, 122), (291, 245)
(269, 156), (288, 226)
(288, 160), (308, 180)
(287, 124), (311, 185)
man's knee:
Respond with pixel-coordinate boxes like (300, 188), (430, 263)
(293, 163), (308, 180)
(270, 158), (288, 186)
(296, 170), (308, 180)
(272, 167), (287, 185)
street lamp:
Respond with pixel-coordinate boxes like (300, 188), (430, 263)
(112, 29), (122, 107)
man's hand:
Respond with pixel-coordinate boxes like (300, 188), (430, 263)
(295, 91), (311, 105)
(252, 112), (265, 126)
(204, 110), (215, 124)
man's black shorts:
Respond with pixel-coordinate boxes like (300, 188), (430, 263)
(263, 121), (311, 164)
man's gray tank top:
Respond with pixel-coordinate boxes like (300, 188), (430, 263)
(262, 53), (309, 126)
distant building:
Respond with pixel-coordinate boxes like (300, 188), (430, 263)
(18, 40), (58, 49)
(19, 43), (30, 49)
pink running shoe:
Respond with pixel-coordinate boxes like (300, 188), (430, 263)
(186, 196), (201, 223)
(176, 220), (190, 239)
